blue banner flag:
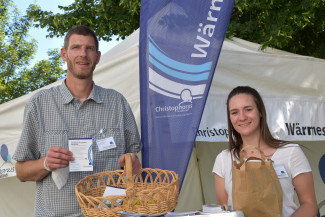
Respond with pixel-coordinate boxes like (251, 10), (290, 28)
(139, 0), (234, 187)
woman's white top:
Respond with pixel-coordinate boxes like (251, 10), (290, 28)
(212, 144), (311, 217)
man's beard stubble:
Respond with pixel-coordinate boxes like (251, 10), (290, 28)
(66, 55), (96, 80)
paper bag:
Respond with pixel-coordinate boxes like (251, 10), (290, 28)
(232, 146), (283, 217)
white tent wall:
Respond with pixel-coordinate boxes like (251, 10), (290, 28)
(1, 28), (325, 216)
(0, 176), (35, 217)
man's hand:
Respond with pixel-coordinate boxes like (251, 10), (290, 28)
(118, 153), (141, 175)
(45, 146), (74, 171)
(15, 146), (74, 182)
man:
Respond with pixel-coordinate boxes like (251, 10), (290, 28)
(13, 25), (141, 216)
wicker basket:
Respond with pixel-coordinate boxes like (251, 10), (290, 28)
(75, 154), (180, 216)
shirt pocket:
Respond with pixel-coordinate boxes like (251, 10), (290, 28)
(41, 130), (69, 157)
(92, 128), (125, 163)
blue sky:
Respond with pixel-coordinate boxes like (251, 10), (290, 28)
(13, 0), (120, 67)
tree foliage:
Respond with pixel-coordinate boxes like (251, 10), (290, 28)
(26, 0), (324, 59)
(227, 0), (325, 59)
(27, 0), (141, 41)
(0, 0), (66, 104)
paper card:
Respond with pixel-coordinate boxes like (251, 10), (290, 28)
(103, 186), (126, 197)
(100, 186), (126, 209)
(69, 138), (93, 172)
(96, 137), (117, 152)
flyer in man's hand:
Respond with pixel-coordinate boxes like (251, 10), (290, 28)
(68, 138), (93, 172)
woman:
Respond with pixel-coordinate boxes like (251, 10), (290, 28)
(212, 86), (317, 217)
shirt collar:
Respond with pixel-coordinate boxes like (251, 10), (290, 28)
(60, 79), (103, 104)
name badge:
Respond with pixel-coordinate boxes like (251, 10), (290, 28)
(96, 137), (117, 152)
(274, 165), (289, 178)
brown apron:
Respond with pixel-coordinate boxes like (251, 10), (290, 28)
(232, 145), (283, 217)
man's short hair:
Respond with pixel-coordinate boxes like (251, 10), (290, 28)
(64, 25), (99, 51)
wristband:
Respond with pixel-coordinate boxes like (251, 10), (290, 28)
(44, 157), (51, 171)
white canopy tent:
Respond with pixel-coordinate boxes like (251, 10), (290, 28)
(0, 28), (324, 216)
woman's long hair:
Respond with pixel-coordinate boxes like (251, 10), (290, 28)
(226, 86), (289, 159)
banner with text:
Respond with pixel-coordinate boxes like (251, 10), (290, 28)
(197, 94), (325, 142)
(0, 136), (18, 179)
(139, 0), (235, 187)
